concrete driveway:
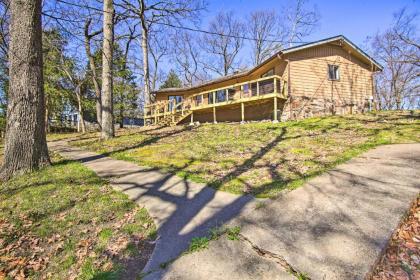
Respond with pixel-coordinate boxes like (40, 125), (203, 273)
(148, 144), (420, 279)
(50, 140), (420, 279)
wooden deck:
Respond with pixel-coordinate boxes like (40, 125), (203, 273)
(144, 75), (288, 126)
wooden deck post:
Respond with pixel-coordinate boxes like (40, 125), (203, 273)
(213, 106), (217, 124)
(273, 78), (277, 95)
(241, 102), (245, 124)
(143, 107), (147, 126)
(190, 112), (194, 125)
(154, 108), (157, 124)
(273, 96), (278, 123)
(257, 81), (260, 96)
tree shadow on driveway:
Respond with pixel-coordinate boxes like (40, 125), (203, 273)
(51, 127), (292, 276)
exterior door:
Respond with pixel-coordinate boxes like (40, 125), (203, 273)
(168, 95), (183, 111)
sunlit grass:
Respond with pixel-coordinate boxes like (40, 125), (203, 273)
(0, 155), (156, 279)
(71, 111), (420, 198)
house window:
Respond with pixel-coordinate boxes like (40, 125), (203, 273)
(261, 68), (274, 78)
(251, 82), (258, 96)
(243, 84), (249, 94)
(216, 90), (226, 103)
(259, 79), (275, 95)
(208, 92), (214, 104)
(328, 65), (340, 80)
(168, 95), (183, 111)
(195, 95), (203, 106)
(227, 88), (236, 100)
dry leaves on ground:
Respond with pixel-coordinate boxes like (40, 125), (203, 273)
(370, 197), (420, 280)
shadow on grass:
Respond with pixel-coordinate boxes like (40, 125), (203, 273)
(46, 112), (419, 277)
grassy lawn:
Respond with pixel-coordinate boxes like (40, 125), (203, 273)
(0, 154), (156, 279)
(70, 111), (420, 198)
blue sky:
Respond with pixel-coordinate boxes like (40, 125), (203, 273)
(203, 0), (419, 46)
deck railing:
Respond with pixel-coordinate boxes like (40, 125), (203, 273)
(144, 75), (287, 124)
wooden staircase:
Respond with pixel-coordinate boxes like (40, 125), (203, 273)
(158, 109), (192, 126)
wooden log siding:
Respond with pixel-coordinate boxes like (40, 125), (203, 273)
(278, 44), (374, 119)
(287, 45), (372, 101)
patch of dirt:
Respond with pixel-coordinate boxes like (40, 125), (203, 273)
(370, 196), (420, 280)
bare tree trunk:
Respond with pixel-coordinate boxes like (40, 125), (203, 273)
(141, 26), (151, 104)
(101, 0), (114, 139)
(140, 0), (151, 105)
(1, 0), (50, 180)
(75, 85), (86, 133)
(84, 19), (102, 129)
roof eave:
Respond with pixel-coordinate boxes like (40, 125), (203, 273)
(154, 35), (383, 95)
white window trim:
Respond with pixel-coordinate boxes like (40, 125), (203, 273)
(328, 64), (340, 81)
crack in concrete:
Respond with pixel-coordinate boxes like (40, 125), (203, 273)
(237, 233), (310, 280)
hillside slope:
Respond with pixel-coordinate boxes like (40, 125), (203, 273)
(71, 111), (419, 198)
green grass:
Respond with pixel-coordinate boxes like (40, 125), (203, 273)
(186, 237), (210, 253)
(0, 155), (156, 279)
(70, 111), (420, 198)
(226, 226), (241, 241)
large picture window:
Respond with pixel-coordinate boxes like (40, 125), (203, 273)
(195, 95), (203, 106)
(168, 95), (183, 111)
(216, 90), (226, 103)
(328, 65), (340, 80)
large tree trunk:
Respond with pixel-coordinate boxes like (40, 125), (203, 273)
(1, 0), (50, 180)
(101, 0), (114, 139)
(84, 19), (102, 129)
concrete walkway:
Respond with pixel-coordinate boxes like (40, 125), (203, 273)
(50, 140), (420, 279)
(48, 140), (257, 273)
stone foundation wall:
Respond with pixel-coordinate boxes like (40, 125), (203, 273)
(280, 96), (370, 121)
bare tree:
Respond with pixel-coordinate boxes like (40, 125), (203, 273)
(0, 0), (9, 59)
(371, 9), (419, 110)
(84, 18), (103, 129)
(202, 11), (245, 76)
(283, 0), (320, 47)
(118, 0), (205, 105)
(101, 0), (114, 139)
(248, 10), (283, 66)
(60, 66), (87, 133)
(393, 8), (420, 67)
(1, 0), (50, 180)
(0, 0), (9, 112)
(149, 27), (169, 91)
(172, 30), (208, 86)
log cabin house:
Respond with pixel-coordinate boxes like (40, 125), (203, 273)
(145, 35), (382, 126)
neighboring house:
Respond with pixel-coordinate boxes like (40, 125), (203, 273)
(145, 35), (383, 126)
